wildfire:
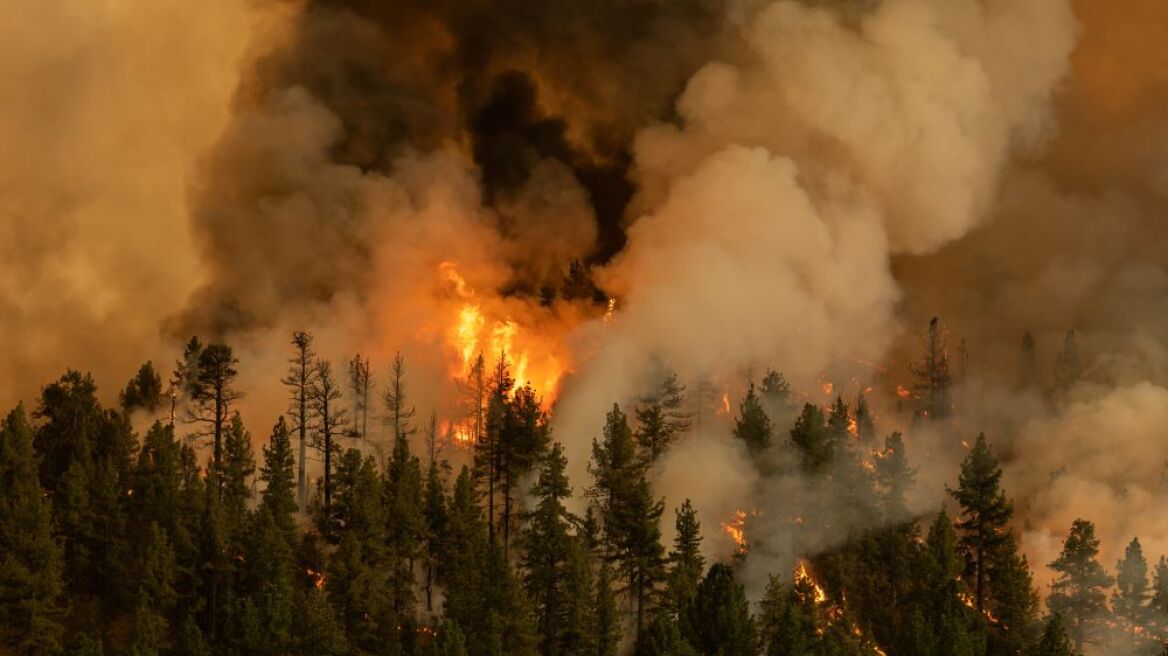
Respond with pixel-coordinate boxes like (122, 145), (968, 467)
(847, 417), (858, 436)
(822, 382), (834, 396)
(895, 384), (911, 399)
(455, 305), (485, 373)
(306, 567), (325, 589)
(437, 262), (571, 405)
(602, 297), (616, 325)
(722, 510), (748, 553)
(719, 391), (731, 416)
(794, 560), (828, 604)
(442, 420), (474, 449)
(958, 589), (1001, 625)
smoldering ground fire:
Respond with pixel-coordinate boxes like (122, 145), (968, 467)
(4, 0), (1168, 653)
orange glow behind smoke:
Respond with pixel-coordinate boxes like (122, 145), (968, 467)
(895, 384), (911, 399)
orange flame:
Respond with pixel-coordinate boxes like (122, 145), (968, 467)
(441, 420), (474, 449)
(722, 509), (748, 553)
(895, 384), (911, 399)
(794, 560), (828, 604)
(602, 297), (616, 325)
(822, 382), (834, 396)
(718, 391), (731, 416)
(438, 262), (569, 405)
(306, 567), (325, 589)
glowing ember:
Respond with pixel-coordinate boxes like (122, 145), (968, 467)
(722, 509), (748, 553)
(895, 384), (911, 399)
(847, 417), (858, 436)
(306, 567), (325, 589)
(602, 297), (616, 325)
(719, 391), (731, 416)
(822, 382), (834, 396)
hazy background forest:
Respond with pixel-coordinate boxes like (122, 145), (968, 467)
(2, 0), (1168, 654)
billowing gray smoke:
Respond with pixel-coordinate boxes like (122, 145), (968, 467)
(8, 1), (1168, 643)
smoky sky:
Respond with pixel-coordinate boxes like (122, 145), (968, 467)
(175, 0), (739, 337)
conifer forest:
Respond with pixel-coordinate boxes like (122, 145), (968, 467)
(2, 0), (1167, 655)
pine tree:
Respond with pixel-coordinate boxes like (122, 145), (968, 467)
(309, 359), (349, 518)
(760, 369), (793, 427)
(908, 317), (951, 420)
(589, 404), (666, 641)
(0, 405), (65, 655)
(854, 393), (876, 449)
(987, 534), (1039, 655)
(298, 587), (349, 655)
(917, 508), (979, 656)
(121, 361), (165, 414)
(260, 417), (298, 543)
(422, 448), (448, 613)
(519, 442), (578, 656)
(636, 615), (698, 656)
(949, 433), (1013, 614)
(665, 499), (705, 636)
(790, 404), (832, 474)
(1151, 556), (1168, 636)
(221, 413), (255, 527)
(634, 371), (691, 465)
(325, 454), (396, 653)
(383, 428), (424, 625)
(873, 432), (914, 522)
(502, 384), (549, 554)
(383, 351), (417, 449)
(240, 507), (297, 655)
(281, 331), (316, 513)
(1034, 614), (1075, 656)
(34, 371), (135, 618)
(1114, 537), (1150, 645)
(348, 353), (373, 441)
(186, 343), (242, 480)
(686, 563), (757, 656)
(593, 560), (622, 656)
(431, 619), (470, 656)
(476, 353), (513, 546)
(732, 383), (773, 455)
(1048, 519), (1113, 653)
(169, 337), (202, 426)
(127, 522), (178, 656)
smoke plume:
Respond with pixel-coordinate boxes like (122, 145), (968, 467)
(8, 0), (1168, 638)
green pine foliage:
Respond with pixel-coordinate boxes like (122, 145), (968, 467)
(4, 346), (1162, 656)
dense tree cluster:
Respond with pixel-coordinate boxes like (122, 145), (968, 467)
(0, 326), (1161, 656)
